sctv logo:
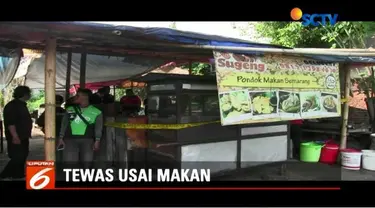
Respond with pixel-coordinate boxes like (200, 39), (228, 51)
(290, 8), (338, 26)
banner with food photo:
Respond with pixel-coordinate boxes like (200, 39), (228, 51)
(213, 51), (341, 126)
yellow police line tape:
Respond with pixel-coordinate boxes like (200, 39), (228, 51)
(104, 120), (220, 130)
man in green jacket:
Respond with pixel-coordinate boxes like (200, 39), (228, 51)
(57, 88), (103, 168)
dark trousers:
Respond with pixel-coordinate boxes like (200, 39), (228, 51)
(62, 138), (94, 169)
(0, 139), (29, 178)
(290, 125), (302, 158)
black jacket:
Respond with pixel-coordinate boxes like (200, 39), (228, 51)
(3, 99), (32, 140)
(37, 106), (66, 134)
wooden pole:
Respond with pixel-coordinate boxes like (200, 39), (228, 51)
(44, 37), (57, 161)
(79, 50), (87, 89)
(65, 50), (72, 100)
(340, 63), (351, 150)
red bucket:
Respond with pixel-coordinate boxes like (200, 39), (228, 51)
(319, 141), (340, 165)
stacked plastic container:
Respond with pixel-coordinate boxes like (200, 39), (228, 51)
(299, 138), (375, 171)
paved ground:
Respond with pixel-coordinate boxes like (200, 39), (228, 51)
(1, 133), (375, 181)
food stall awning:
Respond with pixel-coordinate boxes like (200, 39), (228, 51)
(117, 64), (189, 89)
(0, 22), (290, 89)
(24, 53), (165, 89)
(2, 22), (375, 64)
(2, 22), (375, 91)
(0, 22), (289, 58)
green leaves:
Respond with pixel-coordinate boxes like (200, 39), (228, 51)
(254, 21), (375, 99)
(181, 62), (211, 76)
(255, 21), (375, 49)
(27, 90), (45, 112)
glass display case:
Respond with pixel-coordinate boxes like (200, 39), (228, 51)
(133, 73), (290, 175)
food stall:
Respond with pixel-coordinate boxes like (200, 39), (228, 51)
(117, 51), (343, 175)
(129, 73), (290, 175)
(3, 22), (375, 170)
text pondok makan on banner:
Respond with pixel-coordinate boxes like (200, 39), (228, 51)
(213, 51), (340, 126)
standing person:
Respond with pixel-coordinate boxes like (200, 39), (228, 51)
(98, 86), (115, 104)
(120, 89), (141, 116)
(64, 95), (77, 109)
(57, 88), (103, 168)
(0, 86), (32, 180)
(36, 95), (66, 134)
(89, 92), (102, 105)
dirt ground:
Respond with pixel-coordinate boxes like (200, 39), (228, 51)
(1, 129), (375, 181)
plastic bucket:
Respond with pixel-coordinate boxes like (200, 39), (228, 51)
(362, 150), (375, 171)
(341, 149), (362, 170)
(300, 142), (323, 162)
(320, 143), (340, 165)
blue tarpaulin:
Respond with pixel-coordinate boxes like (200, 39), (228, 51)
(68, 22), (288, 49)
(1, 22), (375, 64)
(0, 22), (375, 89)
(68, 22), (375, 64)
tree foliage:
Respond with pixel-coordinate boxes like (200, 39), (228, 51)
(27, 90), (45, 112)
(255, 21), (375, 49)
(254, 21), (375, 104)
(181, 62), (211, 75)
(114, 87), (146, 102)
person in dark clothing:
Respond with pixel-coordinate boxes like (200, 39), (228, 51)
(65, 96), (78, 108)
(0, 86), (32, 180)
(98, 86), (115, 104)
(89, 93), (102, 105)
(120, 89), (141, 116)
(57, 88), (103, 169)
(36, 95), (66, 134)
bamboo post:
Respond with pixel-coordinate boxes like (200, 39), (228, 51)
(44, 37), (57, 161)
(79, 50), (87, 89)
(340, 63), (351, 150)
(65, 50), (72, 100)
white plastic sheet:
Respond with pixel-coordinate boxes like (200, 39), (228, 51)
(24, 53), (166, 89)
